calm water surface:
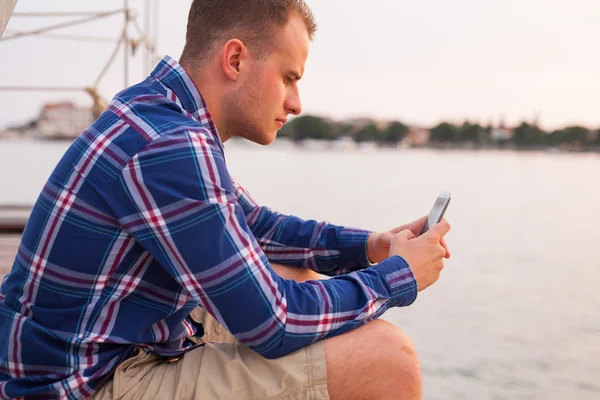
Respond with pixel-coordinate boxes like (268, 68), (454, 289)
(1, 139), (599, 399)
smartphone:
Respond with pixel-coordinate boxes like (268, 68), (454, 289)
(420, 191), (451, 235)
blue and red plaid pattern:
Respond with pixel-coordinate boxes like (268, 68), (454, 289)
(0, 56), (417, 399)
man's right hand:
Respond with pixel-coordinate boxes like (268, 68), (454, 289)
(389, 221), (451, 291)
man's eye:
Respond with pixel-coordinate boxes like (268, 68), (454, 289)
(284, 77), (292, 85)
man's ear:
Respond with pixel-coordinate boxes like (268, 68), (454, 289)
(221, 39), (247, 82)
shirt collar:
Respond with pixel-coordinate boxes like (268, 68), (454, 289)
(150, 55), (222, 146)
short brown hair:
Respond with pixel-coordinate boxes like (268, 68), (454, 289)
(180, 0), (317, 69)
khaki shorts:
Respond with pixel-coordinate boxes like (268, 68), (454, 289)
(90, 308), (330, 400)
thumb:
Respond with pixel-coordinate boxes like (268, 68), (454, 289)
(424, 221), (451, 239)
(394, 229), (416, 241)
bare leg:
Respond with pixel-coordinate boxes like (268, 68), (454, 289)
(271, 262), (421, 399)
(270, 262), (326, 282)
(324, 319), (421, 400)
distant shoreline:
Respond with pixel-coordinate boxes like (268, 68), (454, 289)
(1, 136), (599, 154)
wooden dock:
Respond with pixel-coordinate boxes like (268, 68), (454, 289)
(0, 205), (29, 277)
(0, 234), (19, 278)
(0, 204), (30, 233)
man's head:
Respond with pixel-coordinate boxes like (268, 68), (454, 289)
(179, 0), (317, 145)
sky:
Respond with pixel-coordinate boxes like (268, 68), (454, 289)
(1, 0), (599, 131)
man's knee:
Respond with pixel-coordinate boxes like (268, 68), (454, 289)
(325, 319), (422, 400)
(371, 319), (419, 360)
(363, 320), (421, 380)
(372, 320), (422, 396)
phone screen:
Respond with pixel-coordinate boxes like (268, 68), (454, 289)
(420, 192), (451, 235)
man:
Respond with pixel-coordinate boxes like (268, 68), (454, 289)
(0, 1), (451, 399)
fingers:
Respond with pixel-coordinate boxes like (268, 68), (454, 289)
(389, 216), (428, 235)
(412, 215), (428, 228)
(389, 224), (407, 235)
(409, 215), (428, 236)
(437, 243), (446, 258)
(435, 258), (445, 271)
(394, 229), (416, 241)
(440, 237), (451, 259)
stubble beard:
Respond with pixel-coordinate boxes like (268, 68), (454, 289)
(220, 70), (274, 145)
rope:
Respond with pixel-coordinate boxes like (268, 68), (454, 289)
(0, 86), (84, 92)
(93, 26), (127, 88)
(130, 15), (158, 59)
(0, 10), (125, 42)
(12, 11), (122, 17)
(3, 30), (118, 43)
(1, 4), (159, 118)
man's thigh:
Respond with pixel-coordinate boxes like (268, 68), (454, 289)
(91, 340), (328, 400)
(93, 263), (330, 400)
(91, 307), (329, 400)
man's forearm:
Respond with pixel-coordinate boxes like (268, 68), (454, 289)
(251, 209), (373, 275)
(234, 179), (374, 273)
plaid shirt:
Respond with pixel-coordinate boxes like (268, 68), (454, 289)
(0, 56), (417, 399)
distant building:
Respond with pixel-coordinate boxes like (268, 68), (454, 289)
(38, 101), (93, 139)
(490, 127), (513, 141)
(0, 128), (22, 139)
(490, 116), (513, 142)
(0, 120), (39, 139)
(405, 127), (430, 147)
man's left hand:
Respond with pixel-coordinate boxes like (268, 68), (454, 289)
(366, 216), (452, 264)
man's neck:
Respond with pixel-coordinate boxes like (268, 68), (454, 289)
(181, 63), (232, 143)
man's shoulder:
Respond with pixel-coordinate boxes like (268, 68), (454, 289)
(109, 78), (209, 141)
(47, 80), (216, 208)
(86, 78), (214, 166)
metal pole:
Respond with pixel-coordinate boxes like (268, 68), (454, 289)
(154, 1), (160, 65)
(123, 0), (129, 87)
(144, 0), (150, 74)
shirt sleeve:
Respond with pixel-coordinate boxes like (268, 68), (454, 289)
(109, 130), (418, 359)
(232, 179), (373, 276)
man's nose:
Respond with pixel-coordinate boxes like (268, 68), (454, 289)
(285, 90), (302, 116)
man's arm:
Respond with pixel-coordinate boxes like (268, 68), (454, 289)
(233, 180), (373, 276)
(108, 129), (418, 359)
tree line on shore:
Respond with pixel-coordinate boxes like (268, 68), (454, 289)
(277, 115), (600, 150)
